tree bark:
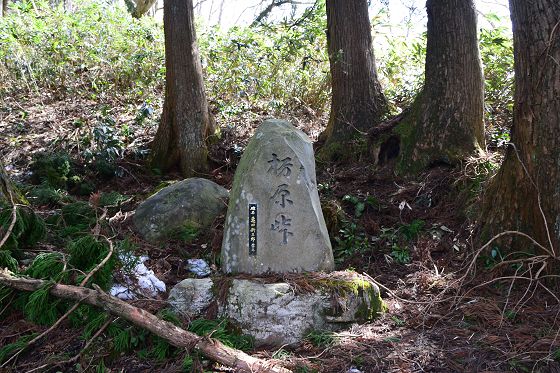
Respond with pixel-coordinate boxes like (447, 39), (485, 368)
(132, 0), (157, 18)
(150, 0), (213, 176)
(1, 0), (8, 17)
(480, 1), (560, 255)
(0, 270), (292, 373)
(396, 0), (485, 174)
(319, 0), (387, 161)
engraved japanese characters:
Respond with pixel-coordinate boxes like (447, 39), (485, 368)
(221, 119), (334, 274)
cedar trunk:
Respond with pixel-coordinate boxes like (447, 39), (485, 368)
(480, 1), (560, 254)
(320, 0), (387, 159)
(397, 0), (485, 173)
(1, 0), (8, 16)
(151, 0), (212, 176)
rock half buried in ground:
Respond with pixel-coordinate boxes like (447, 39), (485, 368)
(134, 178), (228, 243)
(168, 271), (385, 346)
(222, 119), (334, 274)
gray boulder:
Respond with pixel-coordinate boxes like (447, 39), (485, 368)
(222, 119), (334, 274)
(168, 272), (384, 346)
(168, 277), (214, 317)
(134, 178), (228, 242)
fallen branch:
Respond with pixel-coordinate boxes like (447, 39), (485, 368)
(0, 269), (292, 373)
(1, 236), (116, 368)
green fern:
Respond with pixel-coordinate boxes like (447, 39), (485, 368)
(59, 201), (96, 238)
(0, 333), (37, 364)
(67, 235), (115, 290)
(188, 318), (254, 351)
(150, 336), (173, 361)
(158, 308), (181, 326)
(73, 306), (108, 338)
(0, 250), (18, 272)
(107, 321), (148, 353)
(24, 252), (66, 281)
(113, 328), (132, 353)
(99, 191), (128, 207)
(182, 354), (194, 371)
(95, 358), (107, 373)
(0, 203), (45, 254)
(0, 286), (14, 318)
(27, 183), (73, 206)
(24, 284), (61, 325)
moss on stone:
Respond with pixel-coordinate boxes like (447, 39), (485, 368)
(311, 271), (386, 321)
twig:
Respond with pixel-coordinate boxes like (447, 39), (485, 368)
(0, 190), (17, 249)
(361, 272), (455, 305)
(57, 316), (114, 367)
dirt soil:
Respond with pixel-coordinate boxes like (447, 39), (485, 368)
(1, 95), (560, 373)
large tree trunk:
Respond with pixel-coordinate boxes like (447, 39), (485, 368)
(150, 0), (213, 176)
(396, 0), (485, 174)
(480, 1), (560, 255)
(319, 0), (387, 161)
(1, 0), (8, 17)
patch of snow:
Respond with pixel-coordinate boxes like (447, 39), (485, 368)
(186, 258), (211, 277)
(110, 254), (166, 300)
(347, 368), (362, 373)
(110, 284), (135, 300)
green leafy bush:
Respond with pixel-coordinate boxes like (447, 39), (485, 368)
(0, 0), (164, 99)
(479, 14), (514, 133)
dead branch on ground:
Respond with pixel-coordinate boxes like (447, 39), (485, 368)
(0, 269), (292, 373)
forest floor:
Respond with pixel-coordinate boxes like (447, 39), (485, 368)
(1, 94), (560, 373)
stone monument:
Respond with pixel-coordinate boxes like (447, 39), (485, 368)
(168, 119), (384, 346)
(221, 119), (334, 274)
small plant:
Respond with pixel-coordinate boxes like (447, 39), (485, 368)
(400, 219), (425, 241)
(0, 334), (37, 364)
(30, 152), (72, 189)
(98, 191), (129, 207)
(342, 194), (380, 218)
(172, 223), (199, 243)
(27, 184), (73, 206)
(391, 315), (406, 326)
(188, 318), (254, 351)
(482, 246), (504, 269)
(390, 244), (411, 264)
(305, 330), (338, 348)
(334, 221), (371, 264)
